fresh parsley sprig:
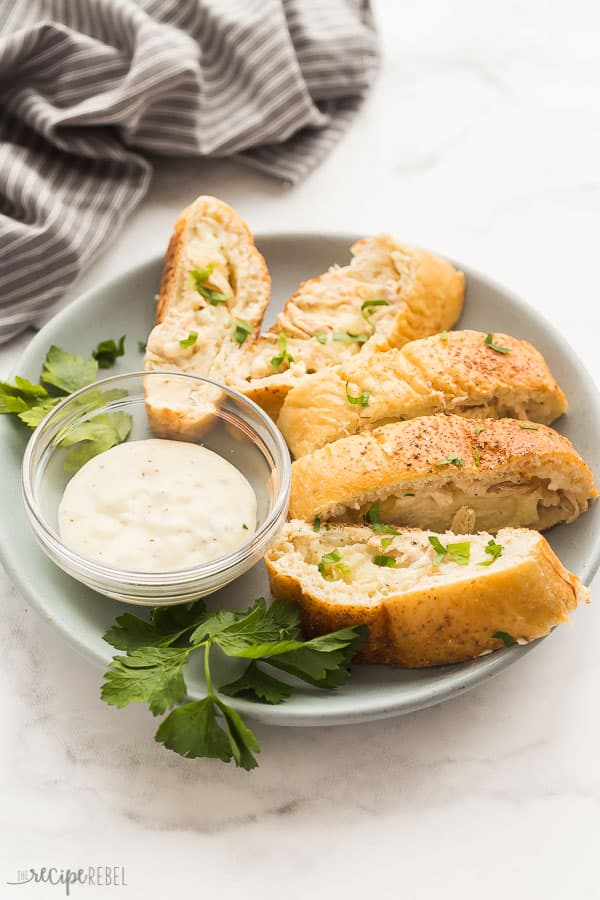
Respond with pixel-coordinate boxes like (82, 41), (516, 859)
(434, 454), (466, 467)
(332, 332), (370, 344)
(0, 344), (132, 471)
(478, 538), (503, 566)
(233, 319), (253, 345)
(101, 598), (366, 769)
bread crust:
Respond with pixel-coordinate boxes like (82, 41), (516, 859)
(231, 235), (465, 417)
(288, 414), (597, 529)
(265, 522), (586, 667)
(278, 330), (568, 457)
(143, 196), (271, 438)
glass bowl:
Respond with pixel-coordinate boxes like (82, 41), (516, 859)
(21, 371), (291, 605)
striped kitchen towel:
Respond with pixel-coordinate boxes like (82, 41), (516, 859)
(0, 0), (378, 342)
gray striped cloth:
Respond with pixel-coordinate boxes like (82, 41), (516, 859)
(0, 0), (378, 342)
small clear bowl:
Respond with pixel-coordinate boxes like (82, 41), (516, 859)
(21, 371), (291, 605)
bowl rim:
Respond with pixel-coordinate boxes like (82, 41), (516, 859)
(20, 369), (292, 585)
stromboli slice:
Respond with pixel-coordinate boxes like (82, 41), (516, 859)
(288, 414), (597, 532)
(265, 520), (587, 667)
(231, 235), (465, 418)
(144, 195), (270, 438)
(278, 330), (568, 458)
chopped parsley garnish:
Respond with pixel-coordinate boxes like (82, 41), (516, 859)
(519, 423), (540, 430)
(434, 454), (466, 467)
(474, 447), (481, 467)
(345, 381), (370, 407)
(332, 332), (370, 344)
(318, 549), (350, 580)
(313, 517), (321, 532)
(271, 332), (295, 373)
(187, 263), (232, 305)
(138, 340), (147, 353)
(474, 425), (485, 436)
(102, 598), (366, 769)
(484, 333), (511, 354)
(428, 536), (471, 566)
(233, 319), (253, 345)
(92, 335), (126, 369)
(361, 299), (389, 329)
(364, 502), (400, 535)
(380, 536), (393, 551)
(242, 523), (249, 530)
(373, 554), (397, 567)
(179, 331), (198, 348)
(404, 492), (415, 496)
(440, 331), (449, 342)
(314, 331), (328, 344)
(478, 538), (503, 566)
(493, 630), (515, 647)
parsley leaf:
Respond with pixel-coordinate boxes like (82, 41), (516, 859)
(447, 541), (471, 565)
(138, 340), (147, 353)
(155, 697), (233, 762)
(345, 381), (370, 407)
(92, 335), (126, 369)
(361, 299), (389, 329)
(478, 538), (503, 566)
(271, 332), (295, 373)
(429, 535), (448, 566)
(0, 377), (61, 428)
(101, 646), (190, 715)
(317, 549), (350, 580)
(493, 631), (515, 647)
(219, 662), (293, 704)
(380, 536), (393, 551)
(428, 536), (471, 566)
(313, 516), (321, 532)
(373, 554), (397, 567)
(332, 332), (370, 344)
(314, 331), (328, 344)
(485, 333), (511, 354)
(434, 454), (466, 467)
(187, 264), (232, 305)
(101, 599), (366, 770)
(440, 331), (449, 342)
(364, 502), (400, 535)
(179, 331), (198, 348)
(474, 447), (481, 467)
(233, 319), (253, 345)
(519, 423), (540, 430)
(59, 411), (132, 472)
(41, 345), (98, 393)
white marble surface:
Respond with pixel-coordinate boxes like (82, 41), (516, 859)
(2, 1), (600, 897)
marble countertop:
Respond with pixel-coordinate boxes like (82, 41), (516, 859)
(2, 2), (599, 897)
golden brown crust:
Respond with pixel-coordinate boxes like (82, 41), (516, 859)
(278, 330), (568, 457)
(288, 414), (598, 527)
(230, 235), (465, 413)
(144, 196), (271, 437)
(265, 522), (585, 667)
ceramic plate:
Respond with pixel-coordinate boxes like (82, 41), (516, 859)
(2, 234), (600, 726)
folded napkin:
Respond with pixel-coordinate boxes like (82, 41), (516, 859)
(0, 0), (378, 342)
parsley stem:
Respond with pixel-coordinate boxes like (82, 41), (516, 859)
(203, 641), (214, 696)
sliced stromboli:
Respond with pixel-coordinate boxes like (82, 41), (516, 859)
(230, 235), (465, 418)
(288, 414), (598, 532)
(265, 520), (587, 667)
(144, 195), (270, 438)
(278, 330), (568, 458)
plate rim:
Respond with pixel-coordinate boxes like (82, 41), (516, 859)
(2, 233), (599, 727)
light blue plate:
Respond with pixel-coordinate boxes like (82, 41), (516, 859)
(1, 234), (599, 726)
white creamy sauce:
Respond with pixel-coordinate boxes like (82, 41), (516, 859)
(58, 438), (257, 572)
